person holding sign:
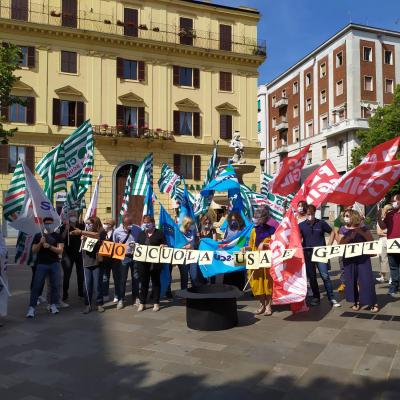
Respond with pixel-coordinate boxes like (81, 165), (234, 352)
(339, 210), (378, 313)
(71, 217), (106, 314)
(243, 207), (275, 316)
(378, 194), (400, 298)
(136, 215), (167, 312)
(299, 205), (340, 308)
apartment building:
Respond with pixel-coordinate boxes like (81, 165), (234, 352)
(0, 0), (266, 235)
(258, 23), (400, 217)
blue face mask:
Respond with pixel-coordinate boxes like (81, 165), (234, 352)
(44, 223), (53, 232)
(230, 221), (239, 230)
(142, 223), (154, 231)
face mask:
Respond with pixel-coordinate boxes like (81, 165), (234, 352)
(307, 215), (314, 221)
(252, 218), (263, 227)
(103, 224), (110, 231)
(142, 223), (154, 231)
(230, 221), (239, 230)
(344, 217), (350, 224)
(69, 216), (77, 223)
(298, 207), (304, 213)
(392, 202), (399, 209)
(44, 223), (53, 232)
(86, 223), (93, 231)
(203, 224), (211, 230)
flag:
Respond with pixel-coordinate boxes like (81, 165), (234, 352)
(119, 166), (134, 224)
(44, 143), (67, 202)
(14, 232), (35, 267)
(9, 197), (41, 236)
(158, 163), (182, 197)
(360, 137), (400, 163)
(270, 209), (307, 311)
(240, 184), (269, 218)
(291, 160), (340, 208)
(325, 160), (400, 206)
(132, 153), (153, 196)
(178, 180), (196, 225)
(65, 179), (80, 212)
(269, 144), (311, 196)
(143, 184), (155, 217)
(3, 159), (26, 222)
(158, 204), (187, 248)
(84, 174), (102, 221)
(198, 223), (253, 278)
(201, 164), (240, 196)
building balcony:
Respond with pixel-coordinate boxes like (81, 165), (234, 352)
(92, 125), (175, 140)
(274, 97), (288, 109)
(0, 2), (266, 57)
(275, 117), (288, 132)
(276, 143), (288, 154)
(324, 118), (369, 138)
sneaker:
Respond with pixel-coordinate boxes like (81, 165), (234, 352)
(97, 305), (105, 313)
(376, 276), (385, 283)
(331, 299), (342, 308)
(113, 296), (118, 303)
(26, 307), (35, 318)
(103, 295), (110, 302)
(49, 304), (59, 315)
(58, 301), (70, 309)
(310, 298), (320, 306)
(153, 304), (160, 312)
(337, 283), (346, 292)
(389, 278), (392, 285)
(133, 298), (140, 307)
(117, 300), (124, 310)
(388, 292), (399, 298)
(137, 304), (145, 312)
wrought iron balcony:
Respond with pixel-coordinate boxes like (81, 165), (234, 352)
(0, 1), (266, 57)
(92, 125), (174, 140)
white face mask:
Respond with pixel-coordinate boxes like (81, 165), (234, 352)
(103, 224), (110, 231)
(298, 207), (304, 213)
(69, 216), (77, 223)
(392, 201), (399, 210)
(307, 215), (314, 221)
(344, 217), (350, 224)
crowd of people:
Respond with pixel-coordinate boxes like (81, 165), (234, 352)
(1, 194), (400, 324)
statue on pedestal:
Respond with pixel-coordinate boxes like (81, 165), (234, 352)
(229, 131), (245, 164)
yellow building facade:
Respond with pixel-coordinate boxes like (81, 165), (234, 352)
(0, 0), (265, 234)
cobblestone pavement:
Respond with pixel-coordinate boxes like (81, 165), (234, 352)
(1, 245), (400, 400)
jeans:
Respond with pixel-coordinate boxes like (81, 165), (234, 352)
(102, 257), (121, 299)
(119, 258), (139, 302)
(138, 263), (161, 304)
(83, 266), (103, 306)
(168, 264), (189, 291)
(306, 257), (335, 301)
(188, 263), (206, 288)
(29, 262), (60, 307)
(61, 251), (84, 299)
(388, 253), (400, 293)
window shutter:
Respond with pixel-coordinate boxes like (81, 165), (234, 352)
(193, 68), (200, 89)
(25, 146), (35, 173)
(71, 52), (77, 74)
(193, 112), (200, 137)
(220, 114), (227, 139)
(52, 98), (61, 125)
(124, 8), (138, 37)
(193, 155), (201, 181)
(27, 46), (35, 68)
(76, 101), (85, 126)
(138, 107), (145, 134)
(226, 115), (233, 139)
(226, 72), (232, 91)
(0, 145), (9, 174)
(26, 97), (35, 124)
(117, 58), (124, 79)
(173, 66), (180, 86)
(116, 104), (124, 126)
(219, 24), (232, 51)
(173, 110), (180, 135)
(138, 61), (145, 81)
(173, 154), (181, 175)
(219, 72), (224, 91)
(1, 102), (9, 122)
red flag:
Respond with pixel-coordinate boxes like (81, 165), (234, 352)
(361, 137), (400, 163)
(269, 145), (311, 196)
(270, 209), (307, 312)
(326, 160), (400, 206)
(291, 160), (340, 208)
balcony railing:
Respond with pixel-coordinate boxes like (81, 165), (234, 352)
(0, 1), (266, 57)
(276, 117), (288, 132)
(274, 97), (288, 109)
(92, 125), (175, 140)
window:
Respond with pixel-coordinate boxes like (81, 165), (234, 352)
(336, 80), (343, 96)
(257, 121), (261, 133)
(306, 98), (312, 111)
(174, 154), (201, 180)
(321, 115), (328, 130)
(293, 81), (298, 94)
(293, 126), (300, 142)
(173, 110), (200, 136)
(361, 106), (374, 119)
(116, 105), (145, 136)
(322, 145), (327, 161)
(18, 46), (28, 67)
(8, 145), (25, 172)
(257, 99), (261, 112)
(320, 62), (326, 78)
(364, 76), (373, 91)
(53, 99), (84, 127)
(2, 96), (35, 124)
(320, 90), (326, 104)
(62, 0), (77, 28)
(220, 114), (232, 139)
(336, 109), (345, 123)
(271, 96), (276, 107)
(9, 100), (27, 123)
(180, 17), (194, 46)
(293, 104), (299, 118)
(61, 51), (77, 74)
(307, 150), (312, 165)
(272, 137), (277, 151)
(306, 72), (312, 87)
(124, 8), (138, 37)
(0, 144), (34, 174)
(12, 0), (28, 21)
(363, 46), (372, 62)
(219, 24), (232, 51)
(306, 120), (313, 137)
(173, 66), (200, 88)
(338, 140), (344, 156)
(336, 51), (343, 67)
(220, 72), (232, 92)
(272, 117), (276, 129)
(117, 58), (145, 81)
(282, 89), (287, 98)
(384, 50), (393, 65)
(385, 79), (394, 93)
(272, 161), (277, 174)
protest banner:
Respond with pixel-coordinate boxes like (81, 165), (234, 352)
(82, 238), (98, 252)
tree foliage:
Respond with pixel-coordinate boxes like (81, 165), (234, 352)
(0, 43), (23, 143)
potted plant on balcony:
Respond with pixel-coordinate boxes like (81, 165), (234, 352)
(152, 27), (160, 32)
(117, 20), (124, 27)
(100, 123), (109, 134)
(104, 19), (111, 25)
(50, 10), (61, 17)
(139, 24), (148, 30)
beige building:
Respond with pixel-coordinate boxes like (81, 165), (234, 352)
(0, 0), (265, 235)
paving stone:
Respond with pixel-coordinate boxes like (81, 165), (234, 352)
(332, 328), (375, 347)
(353, 353), (392, 379)
(258, 363), (307, 391)
(304, 327), (340, 344)
(7, 349), (68, 367)
(283, 341), (325, 367)
(313, 343), (365, 369)
(371, 329), (400, 345)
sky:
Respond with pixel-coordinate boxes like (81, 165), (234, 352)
(214, 0), (400, 84)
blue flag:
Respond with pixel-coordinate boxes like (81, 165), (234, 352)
(158, 204), (187, 248)
(178, 180), (196, 226)
(201, 164), (240, 197)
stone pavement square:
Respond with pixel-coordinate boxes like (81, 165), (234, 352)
(1, 250), (400, 399)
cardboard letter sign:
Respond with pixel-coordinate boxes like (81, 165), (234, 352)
(387, 238), (400, 254)
(82, 238), (98, 252)
(146, 246), (160, 263)
(172, 249), (187, 265)
(246, 251), (260, 270)
(312, 246), (329, 263)
(186, 250), (200, 264)
(133, 244), (148, 262)
(160, 247), (174, 263)
(113, 243), (127, 260)
(259, 251), (271, 268)
(99, 241), (114, 257)
(344, 243), (363, 258)
(234, 252), (246, 266)
(198, 251), (213, 265)
(363, 240), (382, 255)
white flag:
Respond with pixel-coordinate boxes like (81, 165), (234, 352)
(84, 174), (102, 221)
(9, 197), (41, 236)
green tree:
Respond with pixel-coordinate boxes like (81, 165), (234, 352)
(0, 43), (23, 144)
(351, 84), (400, 198)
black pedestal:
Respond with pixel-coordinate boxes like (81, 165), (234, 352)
(176, 284), (242, 331)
